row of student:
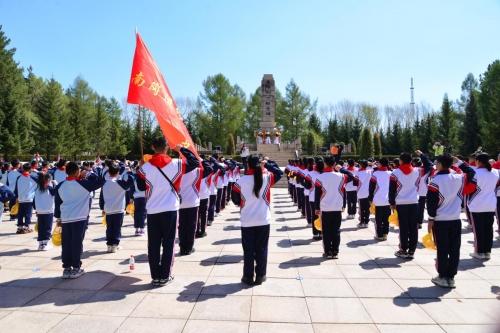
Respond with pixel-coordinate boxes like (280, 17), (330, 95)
(285, 151), (499, 288)
(0, 144), (243, 282)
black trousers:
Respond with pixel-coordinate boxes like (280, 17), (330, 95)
(37, 213), (53, 241)
(178, 207), (199, 253)
(346, 191), (357, 215)
(61, 219), (87, 269)
(433, 220), (461, 279)
(293, 185), (297, 204)
(147, 211), (177, 280)
(342, 191), (346, 209)
(417, 196), (426, 225)
(297, 188), (305, 215)
(227, 182), (233, 203)
(208, 194), (216, 221)
(221, 186), (227, 210)
(471, 212), (495, 254)
(310, 201), (321, 236)
(397, 204), (419, 253)
(321, 211), (342, 255)
(288, 183), (292, 196)
(496, 197), (500, 235)
(197, 198), (209, 234)
(215, 188), (223, 213)
(375, 206), (391, 237)
(133, 197), (147, 229)
(241, 224), (270, 278)
(17, 202), (33, 227)
(358, 198), (370, 225)
(106, 212), (124, 245)
(305, 195), (312, 224)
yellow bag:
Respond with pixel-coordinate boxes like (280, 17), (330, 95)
(34, 222), (38, 232)
(10, 201), (19, 216)
(369, 203), (375, 215)
(52, 226), (62, 246)
(389, 209), (399, 226)
(314, 217), (322, 232)
(126, 202), (135, 216)
(422, 232), (437, 250)
(102, 214), (106, 226)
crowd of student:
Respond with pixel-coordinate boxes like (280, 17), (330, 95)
(0, 140), (499, 290)
(285, 151), (500, 288)
(0, 137), (244, 283)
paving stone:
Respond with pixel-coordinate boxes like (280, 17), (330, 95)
(251, 296), (311, 323)
(306, 297), (372, 323)
(191, 295), (251, 321)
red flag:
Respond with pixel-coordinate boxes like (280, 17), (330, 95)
(127, 32), (198, 157)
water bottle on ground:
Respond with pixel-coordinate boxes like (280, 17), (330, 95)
(129, 255), (135, 271)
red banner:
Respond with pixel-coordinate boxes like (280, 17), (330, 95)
(127, 32), (198, 157)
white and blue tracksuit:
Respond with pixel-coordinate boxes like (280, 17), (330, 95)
(34, 185), (56, 241)
(100, 176), (133, 245)
(55, 173), (104, 269)
(15, 173), (38, 228)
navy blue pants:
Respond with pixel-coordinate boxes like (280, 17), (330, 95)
(359, 198), (370, 225)
(221, 186), (227, 210)
(321, 211), (342, 255)
(208, 195), (216, 222)
(147, 211), (177, 280)
(106, 213), (124, 245)
(471, 212), (494, 254)
(297, 187), (304, 212)
(37, 213), (53, 241)
(226, 182), (233, 203)
(215, 188), (223, 213)
(197, 198), (209, 235)
(241, 224), (270, 278)
(397, 204), (419, 253)
(375, 205), (391, 237)
(61, 219), (87, 269)
(433, 219), (461, 279)
(418, 196), (426, 225)
(133, 197), (147, 229)
(178, 206), (198, 253)
(346, 191), (357, 215)
(17, 202), (33, 227)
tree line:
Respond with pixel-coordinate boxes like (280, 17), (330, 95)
(1, 26), (498, 161)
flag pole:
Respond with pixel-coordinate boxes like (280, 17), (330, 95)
(139, 106), (144, 157)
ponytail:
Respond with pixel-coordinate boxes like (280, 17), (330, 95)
(476, 153), (492, 172)
(248, 155), (263, 198)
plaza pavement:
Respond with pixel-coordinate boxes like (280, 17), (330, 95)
(0, 188), (499, 333)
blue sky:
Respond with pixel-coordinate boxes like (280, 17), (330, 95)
(1, 0), (499, 109)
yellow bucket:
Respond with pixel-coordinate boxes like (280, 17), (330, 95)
(389, 209), (399, 226)
(369, 203), (375, 215)
(314, 217), (322, 232)
(422, 232), (437, 250)
(52, 226), (62, 246)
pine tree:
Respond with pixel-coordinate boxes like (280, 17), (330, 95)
(478, 60), (500, 154)
(373, 132), (382, 158)
(0, 26), (30, 158)
(106, 98), (127, 157)
(439, 94), (458, 152)
(276, 79), (313, 141)
(461, 90), (481, 155)
(226, 133), (235, 155)
(34, 78), (67, 160)
(349, 138), (357, 155)
(91, 96), (110, 156)
(66, 77), (96, 159)
(325, 117), (339, 145)
(390, 122), (402, 154)
(358, 127), (374, 159)
(244, 87), (261, 142)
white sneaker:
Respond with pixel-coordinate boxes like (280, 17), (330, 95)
(470, 252), (485, 260)
(484, 253), (491, 260)
(62, 268), (72, 279)
(38, 242), (44, 251)
(431, 276), (450, 288)
(70, 268), (85, 279)
(107, 245), (113, 253)
(447, 278), (456, 289)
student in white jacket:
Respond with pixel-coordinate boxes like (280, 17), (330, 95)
(231, 155), (282, 285)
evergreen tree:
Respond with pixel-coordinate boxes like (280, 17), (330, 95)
(244, 87), (261, 142)
(373, 132), (382, 158)
(420, 113), (438, 154)
(91, 96), (110, 156)
(478, 60), (500, 153)
(390, 122), (402, 154)
(0, 26), (30, 158)
(106, 98), (127, 157)
(358, 127), (373, 159)
(351, 117), (363, 145)
(276, 79), (313, 141)
(349, 138), (357, 155)
(461, 90), (481, 155)
(325, 117), (339, 145)
(25, 67), (46, 152)
(439, 94), (458, 152)
(401, 126), (414, 152)
(34, 78), (67, 160)
(66, 77), (96, 159)
(226, 133), (235, 155)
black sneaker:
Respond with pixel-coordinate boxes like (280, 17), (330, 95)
(159, 276), (174, 286)
(331, 253), (339, 259)
(241, 276), (254, 285)
(254, 275), (267, 285)
(394, 250), (408, 259)
(406, 252), (415, 260)
(152, 279), (161, 287)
